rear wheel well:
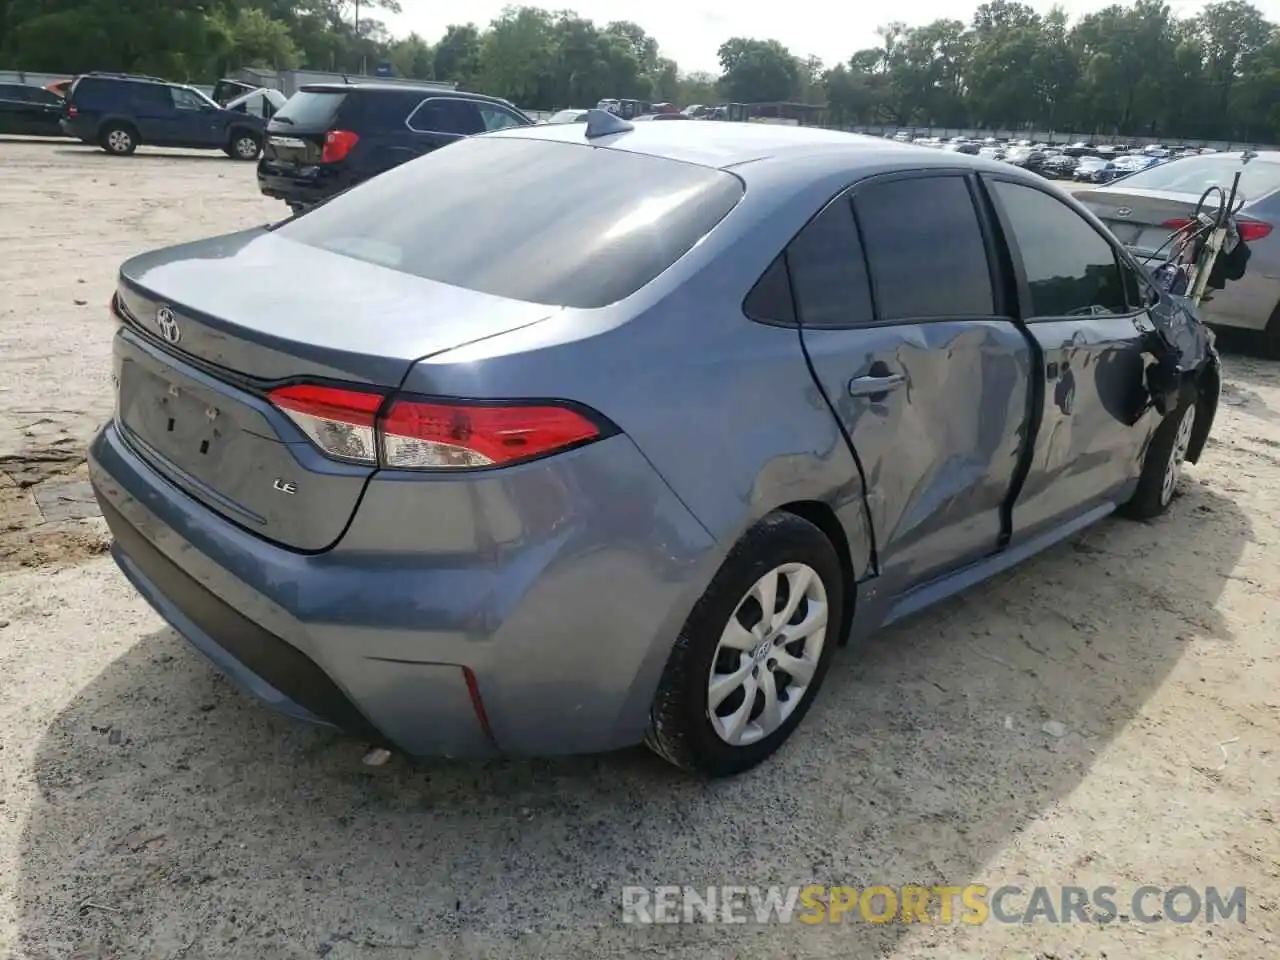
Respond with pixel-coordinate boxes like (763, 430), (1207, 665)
(778, 500), (855, 645)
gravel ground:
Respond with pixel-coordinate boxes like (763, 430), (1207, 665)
(0, 137), (1277, 960)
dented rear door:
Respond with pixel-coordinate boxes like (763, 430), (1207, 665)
(796, 171), (1034, 593)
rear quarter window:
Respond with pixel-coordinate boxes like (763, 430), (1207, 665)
(345, 89), (428, 130)
(68, 76), (105, 104)
(276, 136), (744, 309)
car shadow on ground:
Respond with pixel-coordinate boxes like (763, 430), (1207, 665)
(1213, 344), (1280, 428)
(16, 482), (1251, 959)
(46, 146), (242, 163)
(0, 135), (71, 144)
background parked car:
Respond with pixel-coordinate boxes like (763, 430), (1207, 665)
(1062, 141), (1098, 157)
(1110, 154), (1162, 177)
(61, 72), (266, 159)
(1076, 150), (1280, 353)
(223, 86), (286, 121)
(1039, 154), (1079, 179)
(1074, 156), (1120, 183)
(258, 84), (532, 213)
(1004, 145), (1050, 173)
(0, 82), (65, 137)
(210, 78), (261, 106)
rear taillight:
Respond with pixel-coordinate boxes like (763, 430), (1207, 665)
(268, 385), (608, 470)
(269, 383), (384, 464)
(66, 104), (77, 117)
(379, 398), (603, 469)
(1236, 220), (1272, 242)
(320, 129), (359, 163)
(1163, 217), (1272, 242)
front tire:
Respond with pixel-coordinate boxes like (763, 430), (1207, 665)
(1121, 393), (1198, 520)
(228, 131), (261, 161)
(645, 512), (844, 777)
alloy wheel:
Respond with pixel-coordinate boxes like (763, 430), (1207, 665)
(707, 562), (829, 746)
(1160, 404), (1197, 506)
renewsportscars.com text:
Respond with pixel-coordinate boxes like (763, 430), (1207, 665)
(621, 884), (1247, 925)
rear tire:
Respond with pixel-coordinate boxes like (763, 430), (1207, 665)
(645, 512), (843, 777)
(100, 124), (137, 156)
(1120, 392), (1199, 521)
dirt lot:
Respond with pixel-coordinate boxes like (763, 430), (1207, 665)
(0, 138), (1277, 960)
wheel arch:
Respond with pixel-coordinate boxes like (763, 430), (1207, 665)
(227, 124), (259, 144)
(97, 116), (140, 142)
(777, 499), (857, 646)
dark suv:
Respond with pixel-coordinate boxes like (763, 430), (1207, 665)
(257, 84), (532, 212)
(61, 72), (266, 159)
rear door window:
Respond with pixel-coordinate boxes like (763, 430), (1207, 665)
(854, 175), (995, 320)
(130, 84), (172, 110)
(276, 136), (744, 309)
(272, 91), (348, 129)
(0, 84), (25, 100)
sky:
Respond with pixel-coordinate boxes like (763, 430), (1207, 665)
(383, 0), (1280, 75)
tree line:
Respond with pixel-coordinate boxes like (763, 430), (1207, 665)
(3, 0), (1280, 143)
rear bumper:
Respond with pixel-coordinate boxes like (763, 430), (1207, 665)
(60, 117), (95, 142)
(257, 163), (352, 206)
(89, 419), (718, 758)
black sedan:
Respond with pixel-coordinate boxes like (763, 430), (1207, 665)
(1039, 154), (1080, 179)
(0, 82), (65, 137)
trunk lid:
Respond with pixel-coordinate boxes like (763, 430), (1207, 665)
(1076, 187), (1208, 257)
(114, 228), (556, 551)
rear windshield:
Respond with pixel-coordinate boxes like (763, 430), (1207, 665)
(276, 136), (745, 309)
(1115, 155), (1280, 200)
(271, 90), (347, 128)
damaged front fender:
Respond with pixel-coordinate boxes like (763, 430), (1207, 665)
(1145, 292), (1219, 462)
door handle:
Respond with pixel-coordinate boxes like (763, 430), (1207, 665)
(848, 373), (907, 398)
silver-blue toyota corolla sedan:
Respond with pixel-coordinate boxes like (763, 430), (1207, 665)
(90, 112), (1220, 777)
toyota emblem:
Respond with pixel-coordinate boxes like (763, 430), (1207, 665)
(155, 306), (181, 344)
(1115, 207), (1132, 218)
